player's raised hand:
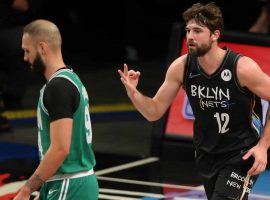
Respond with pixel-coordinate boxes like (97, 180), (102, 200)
(118, 64), (141, 96)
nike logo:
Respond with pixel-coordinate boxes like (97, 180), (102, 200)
(189, 73), (200, 78)
(48, 189), (58, 195)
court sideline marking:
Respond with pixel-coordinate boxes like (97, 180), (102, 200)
(95, 157), (159, 176)
(0, 180), (26, 196)
(0, 157), (159, 196)
(99, 194), (140, 200)
(100, 188), (164, 198)
(98, 176), (203, 190)
(1, 158), (270, 200)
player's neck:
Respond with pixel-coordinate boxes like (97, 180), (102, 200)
(44, 56), (66, 80)
(197, 46), (226, 75)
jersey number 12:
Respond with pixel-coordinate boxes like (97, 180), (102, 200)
(214, 112), (229, 134)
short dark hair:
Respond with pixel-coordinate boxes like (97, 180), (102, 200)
(182, 2), (224, 33)
(23, 19), (62, 50)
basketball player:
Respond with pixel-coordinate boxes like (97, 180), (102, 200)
(14, 19), (98, 200)
(118, 3), (270, 200)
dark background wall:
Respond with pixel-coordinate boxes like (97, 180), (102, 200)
(0, 0), (265, 110)
(35, 0), (263, 68)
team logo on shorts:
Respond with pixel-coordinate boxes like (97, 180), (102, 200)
(221, 69), (232, 81)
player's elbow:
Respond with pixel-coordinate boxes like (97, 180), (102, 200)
(61, 146), (70, 156)
(145, 100), (166, 121)
(57, 149), (69, 160)
(53, 145), (70, 158)
(145, 113), (162, 122)
(147, 117), (160, 122)
(145, 108), (164, 121)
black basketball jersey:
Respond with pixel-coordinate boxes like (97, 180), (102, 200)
(183, 48), (262, 173)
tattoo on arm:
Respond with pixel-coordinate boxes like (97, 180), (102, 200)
(26, 174), (45, 192)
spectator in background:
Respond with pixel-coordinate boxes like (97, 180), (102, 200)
(0, 0), (42, 132)
(249, 0), (270, 33)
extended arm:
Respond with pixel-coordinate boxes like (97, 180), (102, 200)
(238, 56), (270, 175)
(14, 119), (73, 199)
(242, 108), (270, 175)
(14, 78), (78, 199)
(237, 56), (270, 100)
(260, 106), (270, 150)
(118, 56), (186, 121)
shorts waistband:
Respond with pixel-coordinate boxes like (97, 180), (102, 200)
(47, 168), (94, 182)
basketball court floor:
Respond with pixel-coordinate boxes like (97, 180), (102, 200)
(0, 109), (269, 200)
(0, 60), (269, 200)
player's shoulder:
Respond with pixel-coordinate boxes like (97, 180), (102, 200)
(168, 54), (188, 71)
(165, 54), (188, 84)
(237, 56), (258, 68)
(237, 56), (260, 74)
(47, 76), (68, 87)
(46, 77), (78, 94)
(171, 54), (188, 66)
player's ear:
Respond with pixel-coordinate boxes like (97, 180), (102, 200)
(39, 41), (48, 55)
(211, 30), (220, 42)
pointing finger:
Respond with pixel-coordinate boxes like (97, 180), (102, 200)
(124, 63), (128, 75)
(118, 69), (125, 77)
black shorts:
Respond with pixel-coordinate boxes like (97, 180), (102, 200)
(203, 163), (258, 200)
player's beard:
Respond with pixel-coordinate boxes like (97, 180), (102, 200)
(30, 52), (46, 75)
(188, 40), (212, 57)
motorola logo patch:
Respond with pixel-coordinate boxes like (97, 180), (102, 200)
(221, 69), (232, 81)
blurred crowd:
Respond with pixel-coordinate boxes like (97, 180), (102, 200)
(0, 0), (269, 132)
